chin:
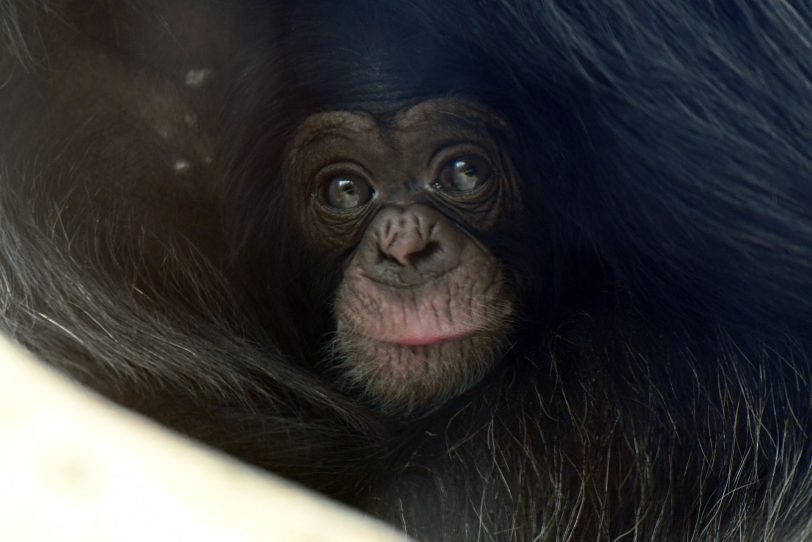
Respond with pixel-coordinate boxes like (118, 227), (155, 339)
(331, 325), (510, 414)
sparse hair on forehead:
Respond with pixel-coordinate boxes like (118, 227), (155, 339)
(290, 98), (510, 152)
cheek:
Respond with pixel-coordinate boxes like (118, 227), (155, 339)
(301, 206), (368, 256)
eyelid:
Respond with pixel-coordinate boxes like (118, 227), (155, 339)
(313, 159), (373, 181)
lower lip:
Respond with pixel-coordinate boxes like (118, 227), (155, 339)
(390, 333), (473, 347)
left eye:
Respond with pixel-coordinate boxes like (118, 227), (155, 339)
(433, 155), (492, 193)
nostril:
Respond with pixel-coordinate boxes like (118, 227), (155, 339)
(378, 247), (402, 266)
(409, 241), (440, 266)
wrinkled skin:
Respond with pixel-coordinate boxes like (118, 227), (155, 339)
(286, 99), (519, 412)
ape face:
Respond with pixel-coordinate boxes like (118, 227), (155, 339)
(284, 99), (521, 412)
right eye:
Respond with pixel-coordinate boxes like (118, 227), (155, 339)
(323, 175), (375, 210)
(430, 154), (493, 195)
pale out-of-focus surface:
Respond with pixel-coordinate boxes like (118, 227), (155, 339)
(0, 334), (408, 542)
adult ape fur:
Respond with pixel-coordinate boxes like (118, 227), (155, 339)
(2, 1), (812, 541)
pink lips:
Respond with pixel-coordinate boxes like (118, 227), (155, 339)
(349, 307), (482, 346)
(339, 274), (485, 347)
(391, 332), (473, 347)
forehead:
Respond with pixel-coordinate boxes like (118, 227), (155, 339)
(290, 99), (507, 149)
(392, 99), (507, 131)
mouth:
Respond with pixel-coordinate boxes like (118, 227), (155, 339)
(355, 316), (482, 349)
(387, 332), (475, 347)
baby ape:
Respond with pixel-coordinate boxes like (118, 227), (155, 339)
(2, 1), (812, 542)
(287, 100), (517, 412)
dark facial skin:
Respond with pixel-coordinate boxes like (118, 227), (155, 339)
(285, 99), (521, 413)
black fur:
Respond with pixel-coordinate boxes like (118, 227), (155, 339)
(1, 1), (811, 540)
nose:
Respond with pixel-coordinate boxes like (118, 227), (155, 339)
(379, 213), (435, 267)
(359, 205), (464, 286)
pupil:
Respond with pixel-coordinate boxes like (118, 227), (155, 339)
(452, 161), (478, 189)
(432, 155), (491, 194)
(454, 161), (477, 180)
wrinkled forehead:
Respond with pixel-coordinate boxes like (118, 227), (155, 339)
(290, 99), (509, 150)
(392, 99), (509, 131)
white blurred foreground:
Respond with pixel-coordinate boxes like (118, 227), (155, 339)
(0, 335), (408, 542)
